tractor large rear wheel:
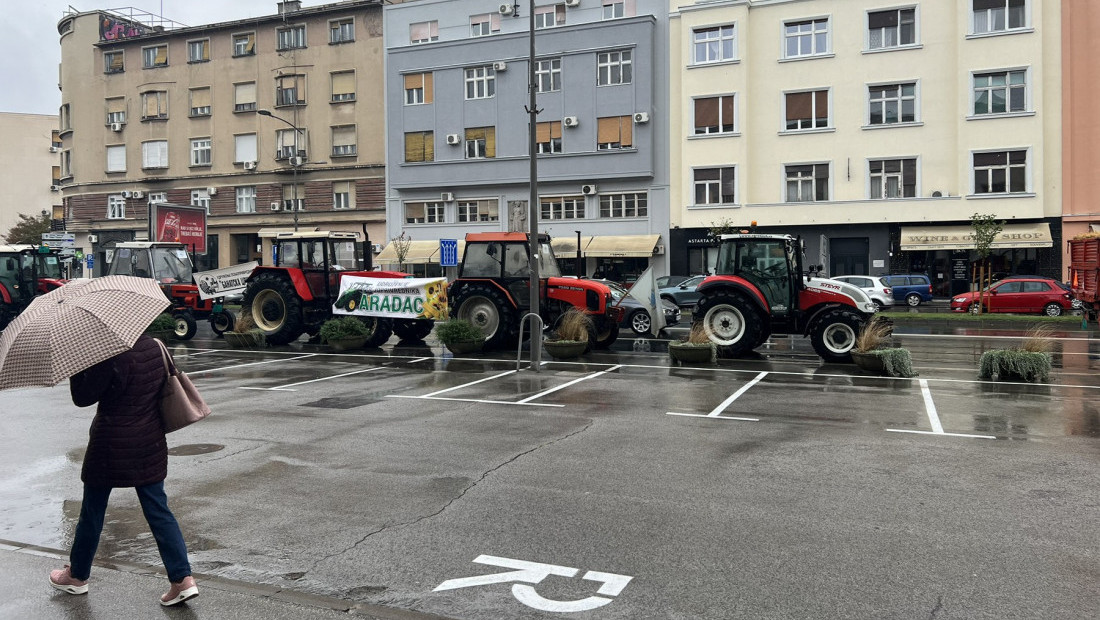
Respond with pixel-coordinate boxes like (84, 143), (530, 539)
(809, 308), (863, 363)
(694, 293), (764, 358)
(241, 273), (305, 345)
(359, 317), (393, 348)
(453, 284), (518, 350)
(392, 319), (434, 341)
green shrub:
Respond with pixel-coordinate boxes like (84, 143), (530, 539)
(145, 313), (176, 333)
(877, 347), (915, 378)
(978, 349), (1052, 383)
(319, 316), (371, 343)
(434, 318), (484, 344)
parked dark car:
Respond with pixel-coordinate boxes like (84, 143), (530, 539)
(950, 276), (1073, 316)
(655, 275), (692, 289)
(659, 274), (707, 308)
(882, 274), (934, 306)
(595, 279), (681, 335)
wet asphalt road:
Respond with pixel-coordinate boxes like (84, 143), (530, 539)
(1, 321), (1098, 619)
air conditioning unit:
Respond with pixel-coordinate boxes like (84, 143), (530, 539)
(633, 111), (650, 124)
(49, 146), (61, 153)
(243, 161), (257, 170)
(564, 0), (580, 6)
(498, 3), (514, 16)
(563, 116), (579, 128)
(110, 122), (123, 132)
(441, 192), (455, 202)
(289, 156), (305, 166)
(371, 243), (383, 253)
(207, 187), (218, 195)
(493, 61), (507, 72)
(581, 184), (598, 195)
(133, 190), (144, 199)
(121, 190), (134, 198)
(270, 202), (281, 211)
(49, 184), (61, 191)
(446, 133), (461, 145)
(88, 234), (98, 243)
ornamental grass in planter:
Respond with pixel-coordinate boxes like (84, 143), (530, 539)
(544, 308), (590, 359)
(435, 318), (485, 355)
(850, 317), (915, 378)
(224, 310), (266, 348)
(978, 325), (1053, 383)
(668, 323), (717, 364)
(319, 316), (371, 351)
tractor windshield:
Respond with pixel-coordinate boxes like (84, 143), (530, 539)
(36, 254), (62, 279)
(538, 241), (561, 277)
(331, 240), (357, 270)
(150, 246), (194, 284)
(717, 239), (793, 312)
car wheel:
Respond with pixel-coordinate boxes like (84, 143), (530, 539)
(629, 309), (651, 335)
(873, 300), (884, 312)
(968, 303), (982, 315)
(1043, 303), (1063, 317)
(906, 293), (922, 307)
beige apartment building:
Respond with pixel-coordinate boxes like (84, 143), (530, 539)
(56, 0), (389, 274)
(1061, 0), (1100, 274)
(670, 0), (1062, 296)
(0, 113), (63, 243)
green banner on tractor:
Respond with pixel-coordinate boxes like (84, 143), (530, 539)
(332, 276), (449, 320)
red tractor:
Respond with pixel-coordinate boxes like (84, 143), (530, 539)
(692, 229), (877, 362)
(240, 231), (434, 346)
(449, 232), (623, 351)
(107, 241), (236, 339)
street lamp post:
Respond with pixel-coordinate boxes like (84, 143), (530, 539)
(257, 108), (302, 231)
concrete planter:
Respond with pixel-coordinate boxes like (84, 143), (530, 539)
(328, 336), (367, 352)
(543, 339), (587, 360)
(668, 342), (715, 364)
(444, 339), (485, 355)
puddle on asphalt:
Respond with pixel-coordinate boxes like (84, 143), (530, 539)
(168, 443), (225, 456)
(66, 447), (86, 463)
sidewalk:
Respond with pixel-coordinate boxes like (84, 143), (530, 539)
(0, 542), (449, 620)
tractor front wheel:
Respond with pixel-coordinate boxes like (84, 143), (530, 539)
(594, 317), (618, 349)
(210, 310), (235, 336)
(695, 293), (764, 358)
(172, 311), (198, 340)
(241, 273), (305, 345)
(809, 308), (863, 363)
(453, 285), (518, 350)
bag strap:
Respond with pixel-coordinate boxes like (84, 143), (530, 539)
(155, 338), (176, 377)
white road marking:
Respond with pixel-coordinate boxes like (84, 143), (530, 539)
(665, 371), (768, 419)
(516, 365), (622, 403)
(188, 354), (318, 375)
(920, 379), (944, 434)
(886, 429), (996, 439)
(240, 366), (389, 391)
(423, 370), (517, 397)
(665, 412), (759, 422)
(388, 395), (563, 408)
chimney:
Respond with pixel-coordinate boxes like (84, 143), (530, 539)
(278, 1), (302, 14)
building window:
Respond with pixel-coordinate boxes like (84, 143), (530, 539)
(106, 145), (126, 173)
(868, 7), (916, 49)
(141, 91), (168, 120)
(234, 82), (257, 112)
(142, 44), (167, 68)
(60, 104), (71, 131)
(410, 21), (438, 44)
(534, 5), (565, 29)
(465, 66), (496, 99)
(465, 127), (496, 159)
(187, 39), (210, 63)
(142, 140), (169, 169)
(973, 150), (1027, 194)
(330, 18), (354, 43)
(694, 95), (735, 135)
(104, 50), (124, 73)
(236, 186), (256, 213)
(276, 128), (307, 160)
(189, 87), (211, 117)
(540, 195), (585, 220)
(331, 71), (355, 102)
(786, 164), (829, 202)
(276, 74), (306, 106)
(869, 83), (916, 125)
(470, 13), (500, 37)
(190, 138), (212, 166)
(405, 202), (444, 223)
(108, 195), (126, 219)
(331, 125), (356, 157)
(973, 70), (1027, 115)
(597, 50), (632, 86)
(536, 58), (561, 93)
(404, 72), (433, 105)
(277, 25), (306, 50)
(191, 189), (211, 213)
(603, 0), (632, 19)
(234, 133), (257, 163)
(404, 131), (434, 162)
(60, 150), (72, 179)
(973, 0), (1028, 34)
(458, 199), (500, 222)
(536, 121), (562, 154)
(784, 90), (829, 130)
(233, 32), (256, 56)
(282, 184), (305, 211)
(869, 158), (917, 198)
(148, 192), (167, 204)
(693, 168), (736, 205)
(599, 192), (648, 218)
(693, 25), (736, 64)
(597, 116), (633, 150)
(106, 97), (126, 125)
(333, 181), (354, 209)
(784, 18), (829, 58)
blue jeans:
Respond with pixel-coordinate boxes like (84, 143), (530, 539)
(69, 481), (192, 583)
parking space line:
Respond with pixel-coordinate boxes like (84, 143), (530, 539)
(664, 371), (767, 421)
(388, 395), (563, 408)
(188, 354), (319, 375)
(240, 366), (389, 391)
(517, 365), (622, 404)
(422, 370), (518, 397)
(885, 378), (996, 439)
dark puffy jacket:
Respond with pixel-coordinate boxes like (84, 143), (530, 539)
(70, 335), (169, 488)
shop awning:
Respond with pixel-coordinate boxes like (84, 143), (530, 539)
(900, 223), (1052, 251)
(551, 235), (593, 256)
(374, 239), (465, 265)
(583, 234), (661, 258)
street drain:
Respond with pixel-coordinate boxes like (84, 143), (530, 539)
(168, 443), (225, 456)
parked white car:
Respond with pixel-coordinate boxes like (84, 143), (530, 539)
(831, 275), (894, 312)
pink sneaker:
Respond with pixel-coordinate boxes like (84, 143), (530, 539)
(160, 575), (198, 606)
(49, 566), (88, 595)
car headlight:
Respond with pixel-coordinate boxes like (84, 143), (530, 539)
(953, 297), (966, 303)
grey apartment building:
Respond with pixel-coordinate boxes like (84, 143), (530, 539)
(383, 0), (670, 282)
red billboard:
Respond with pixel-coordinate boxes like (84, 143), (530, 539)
(153, 203), (207, 254)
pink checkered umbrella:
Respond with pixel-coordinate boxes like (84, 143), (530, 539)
(0, 275), (169, 390)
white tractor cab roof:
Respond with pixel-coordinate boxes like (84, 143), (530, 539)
(109, 242), (194, 284)
(274, 230), (360, 241)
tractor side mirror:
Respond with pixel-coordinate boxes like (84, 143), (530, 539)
(3, 258), (14, 271)
(486, 244), (497, 257)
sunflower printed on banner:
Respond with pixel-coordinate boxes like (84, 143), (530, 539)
(333, 276), (449, 320)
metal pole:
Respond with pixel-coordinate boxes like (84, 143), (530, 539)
(527, 0), (541, 369)
(575, 229), (582, 277)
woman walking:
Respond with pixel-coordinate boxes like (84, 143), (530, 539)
(48, 334), (198, 606)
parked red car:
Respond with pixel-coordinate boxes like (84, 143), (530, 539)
(951, 276), (1073, 316)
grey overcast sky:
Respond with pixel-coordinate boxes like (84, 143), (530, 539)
(1, 1), (289, 116)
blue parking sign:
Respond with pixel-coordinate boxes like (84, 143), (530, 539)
(86, 255), (94, 269)
(440, 239), (459, 267)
